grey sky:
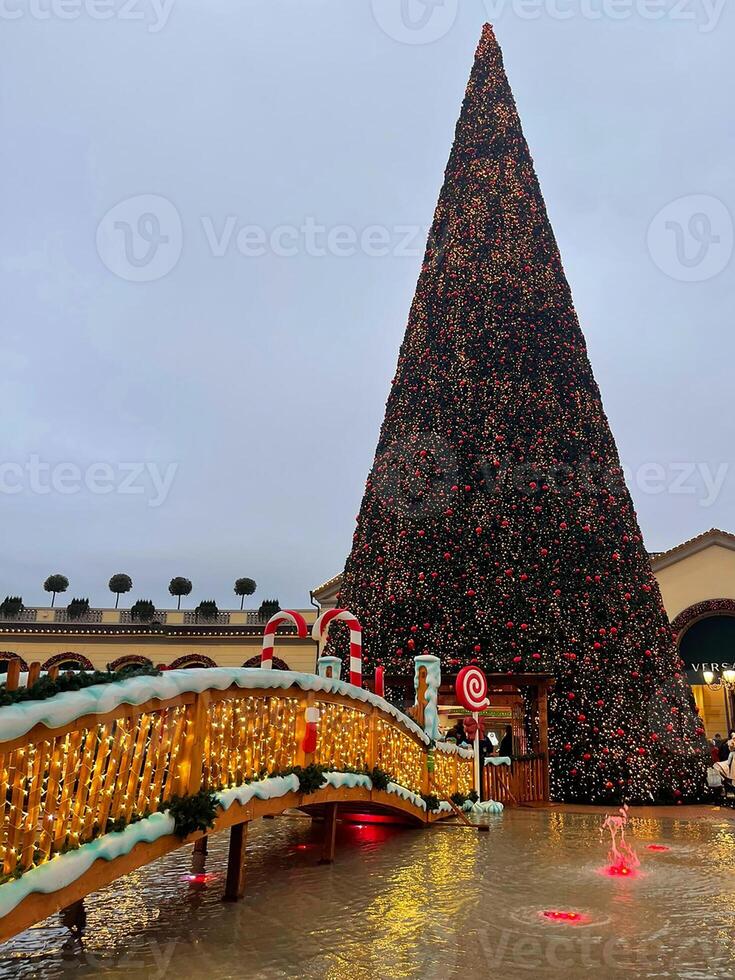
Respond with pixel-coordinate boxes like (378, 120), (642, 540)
(1, 1), (733, 610)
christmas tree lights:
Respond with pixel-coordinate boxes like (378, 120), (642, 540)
(329, 25), (708, 804)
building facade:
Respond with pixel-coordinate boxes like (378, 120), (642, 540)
(3, 528), (734, 737)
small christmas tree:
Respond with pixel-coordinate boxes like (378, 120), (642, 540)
(329, 25), (707, 804)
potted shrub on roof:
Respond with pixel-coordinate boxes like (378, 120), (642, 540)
(195, 600), (219, 623)
(0, 596), (24, 620)
(258, 598), (281, 621)
(130, 599), (156, 623)
(66, 598), (90, 621)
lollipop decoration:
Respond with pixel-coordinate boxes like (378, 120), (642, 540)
(261, 610), (308, 669)
(455, 665), (490, 795)
(456, 665), (490, 712)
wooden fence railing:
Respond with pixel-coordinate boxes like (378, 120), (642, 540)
(0, 678), (475, 883)
(483, 755), (549, 806)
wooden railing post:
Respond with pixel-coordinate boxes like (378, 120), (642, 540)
(5, 660), (20, 692)
(176, 692), (210, 796)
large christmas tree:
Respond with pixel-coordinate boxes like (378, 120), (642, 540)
(330, 25), (707, 804)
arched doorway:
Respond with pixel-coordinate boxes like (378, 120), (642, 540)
(42, 652), (95, 672)
(674, 600), (735, 737)
(169, 654), (217, 670)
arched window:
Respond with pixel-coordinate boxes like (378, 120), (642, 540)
(0, 652), (29, 675)
(108, 655), (154, 672)
(169, 654), (217, 670)
(42, 652), (94, 672)
(242, 654), (289, 670)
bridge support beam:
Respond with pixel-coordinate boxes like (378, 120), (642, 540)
(223, 821), (249, 902)
(319, 804), (338, 865)
(60, 898), (86, 935)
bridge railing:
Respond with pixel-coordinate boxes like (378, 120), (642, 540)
(0, 672), (475, 882)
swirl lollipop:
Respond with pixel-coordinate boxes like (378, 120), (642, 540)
(455, 665), (490, 797)
(455, 665), (490, 712)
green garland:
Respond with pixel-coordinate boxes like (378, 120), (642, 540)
(0, 766), (424, 884)
(0, 665), (160, 708)
(164, 790), (219, 839)
(421, 793), (441, 813)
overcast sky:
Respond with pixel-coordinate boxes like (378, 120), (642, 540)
(1, 1), (733, 610)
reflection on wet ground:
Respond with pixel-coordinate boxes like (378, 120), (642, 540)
(2, 808), (734, 978)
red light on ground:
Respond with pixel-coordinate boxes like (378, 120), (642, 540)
(601, 863), (639, 879)
(646, 844), (670, 852)
(541, 910), (585, 924)
(291, 843), (315, 852)
(185, 873), (216, 884)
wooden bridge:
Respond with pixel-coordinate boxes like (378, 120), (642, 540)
(0, 665), (474, 943)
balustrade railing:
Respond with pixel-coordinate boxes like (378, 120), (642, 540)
(0, 675), (474, 883)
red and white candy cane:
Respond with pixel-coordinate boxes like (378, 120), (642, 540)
(312, 609), (363, 687)
(261, 610), (308, 669)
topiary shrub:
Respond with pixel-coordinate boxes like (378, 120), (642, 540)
(130, 599), (156, 623)
(66, 598), (90, 620)
(258, 599), (281, 620)
(195, 600), (219, 622)
(0, 596), (24, 619)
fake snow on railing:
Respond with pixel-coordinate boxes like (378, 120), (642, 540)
(260, 610), (308, 669)
(312, 609), (363, 687)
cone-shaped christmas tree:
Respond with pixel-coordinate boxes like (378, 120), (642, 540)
(330, 25), (707, 804)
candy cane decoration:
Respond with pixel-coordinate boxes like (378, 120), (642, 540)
(312, 609), (363, 687)
(302, 705), (320, 754)
(261, 610), (308, 669)
(374, 665), (385, 699)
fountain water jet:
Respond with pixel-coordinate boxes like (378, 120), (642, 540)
(601, 805), (640, 878)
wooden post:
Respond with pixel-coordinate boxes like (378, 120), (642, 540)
(60, 899), (86, 935)
(319, 803), (338, 864)
(5, 660), (20, 692)
(538, 681), (550, 802)
(27, 662), (41, 687)
(223, 822), (248, 901)
(177, 692), (210, 796)
(191, 835), (208, 875)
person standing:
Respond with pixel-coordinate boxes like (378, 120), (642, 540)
(498, 724), (513, 758)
